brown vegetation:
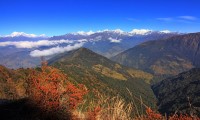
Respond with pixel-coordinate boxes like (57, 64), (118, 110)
(1, 63), (199, 119)
(27, 62), (88, 119)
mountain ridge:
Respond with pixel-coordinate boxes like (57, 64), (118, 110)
(112, 32), (200, 76)
(48, 47), (156, 108)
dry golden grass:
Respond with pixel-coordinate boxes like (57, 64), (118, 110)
(95, 97), (133, 120)
(74, 94), (133, 120)
(73, 89), (200, 120)
(127, 69), (153, 84)
(92, 64), (127, 80)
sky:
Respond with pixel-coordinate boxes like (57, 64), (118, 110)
(0, 0), (200, 36)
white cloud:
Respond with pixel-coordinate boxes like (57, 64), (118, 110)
(129, 29), (152, 35)
(178, 16), (197, 20)
(77, 39), (88, 42)
(30, 42), (84, 57)
(0, 39), (74, 48)
(157, 16), (197, 23)
(108, 37), (121, 43)
(3, 32), (47, 38)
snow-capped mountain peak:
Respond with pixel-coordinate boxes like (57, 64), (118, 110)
(112, 29), (124, 34)
(3, 32), (47, 38)
(69, 29), (174, 37)
(160, 30), (171, 33)
(72, 31), (95, 36)
(129, 29), (152, 35)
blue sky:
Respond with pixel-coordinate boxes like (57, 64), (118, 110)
(0, 0), (200, 36)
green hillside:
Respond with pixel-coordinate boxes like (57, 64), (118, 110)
(48, 48), (156, 108)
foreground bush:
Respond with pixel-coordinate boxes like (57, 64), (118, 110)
(27, 62), (88, 119)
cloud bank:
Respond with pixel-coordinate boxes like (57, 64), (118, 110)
(0, 40), (74, 48)
(0, 39), (85, 57)
(30, 42), (85, 57)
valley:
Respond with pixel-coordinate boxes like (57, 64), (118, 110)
(1, 0), (200, 119)
(1, 30), (200, 119)
(1, 31), (200, 119)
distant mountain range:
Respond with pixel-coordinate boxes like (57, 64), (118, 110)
(50, 29), (179, 58)
(152, 68), (200, 116)
(112, 33), (200, 76)
(0, 32), (48, 42)
(0, 30), (179, 68)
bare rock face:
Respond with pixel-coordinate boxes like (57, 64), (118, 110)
(152, 68), (200, 116)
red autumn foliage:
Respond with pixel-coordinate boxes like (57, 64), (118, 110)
(145, 107), (162, 120)
(87, 106), (101, 120)
(65, 82), (88, 109)
(28, 63), (88, 114)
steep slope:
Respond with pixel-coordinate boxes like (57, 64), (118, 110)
(152, 68), (200, 116)
(112, 33), (200, 76)
(48, 48), (156, 108)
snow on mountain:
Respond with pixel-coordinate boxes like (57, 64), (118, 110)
(2, 32), (47, 38)
(160, 30), (172, 33)
(71, 29), (173, 36)
(1, 29), (174, 39)
(103, 29), (125, 34)
(74, 31), (95, 36)
(72, 29), (125, 35)
(112, 29), (124, 34)
(129, 29), (152, 35)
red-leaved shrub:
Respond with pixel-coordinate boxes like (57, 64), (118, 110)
(28, 62), (88, 117)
